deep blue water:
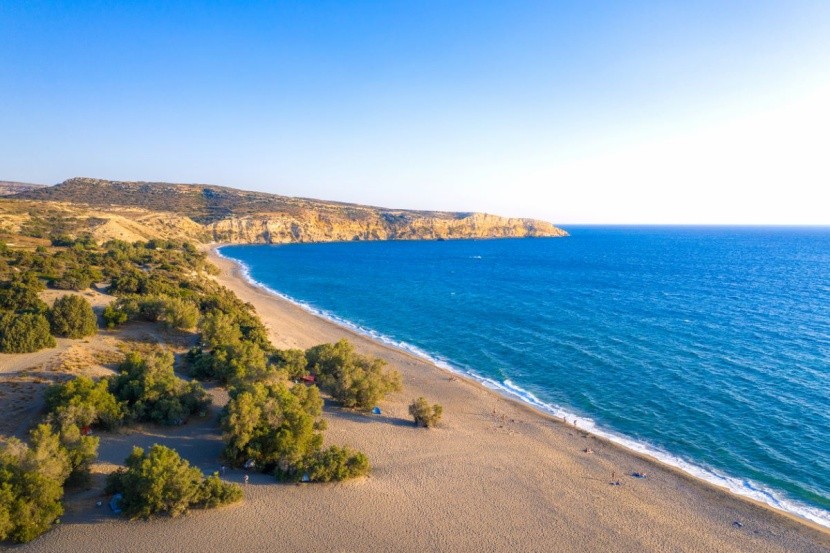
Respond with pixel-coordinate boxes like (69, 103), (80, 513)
(220, 227), (830, 526)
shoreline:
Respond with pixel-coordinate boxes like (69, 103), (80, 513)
(203, 244), (830, 545)
(213, 244), (830, 532)
(214, 244), (830, 529)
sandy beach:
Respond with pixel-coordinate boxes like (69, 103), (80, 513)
(7, 247), (829, 553)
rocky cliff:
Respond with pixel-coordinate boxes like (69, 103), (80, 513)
(14, 178), (567, 243)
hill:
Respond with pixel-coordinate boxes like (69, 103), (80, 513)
(11, 177), (568, 243)
(0, 181), (46, 196)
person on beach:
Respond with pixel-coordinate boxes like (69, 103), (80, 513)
(244, 474), (249, 485)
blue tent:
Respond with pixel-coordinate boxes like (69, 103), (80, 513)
(372, 407), (382, 415)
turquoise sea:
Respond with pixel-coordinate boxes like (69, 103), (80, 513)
(220, 227), (830, 527)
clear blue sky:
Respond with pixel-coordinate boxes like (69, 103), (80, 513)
(2, 1), (829, 224)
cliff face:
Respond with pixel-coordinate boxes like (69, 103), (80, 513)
(208, 211), (567, 243)
(13, 178), (568, 243)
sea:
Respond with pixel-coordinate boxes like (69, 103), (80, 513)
(219, 226), (830, 527)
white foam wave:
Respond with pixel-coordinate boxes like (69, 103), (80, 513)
(217, 247), (830, 529)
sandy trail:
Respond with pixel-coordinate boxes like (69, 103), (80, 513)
(5, 249), (829, 553)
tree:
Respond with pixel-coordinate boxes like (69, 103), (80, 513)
(221, 382), (325, 477)
(44, 375), (124, 430)
(0, 425), (71, 543)
(161, 296), (200, 330)
(110, 351), (210, 425)
(0, 312), (56, 353)
(102, 301), (129, 327)
(301, 446), (370, 482)
(199, 311), (242, 349)
(0, 272), (47, 313)
(306, 340), (402, 411)
(272, 349), (308, 380)
(408, 397), (443, 428)
(105, 445), (241, 519)
(49, 294), (98, 338)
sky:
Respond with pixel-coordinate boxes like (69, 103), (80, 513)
(1, 1), (829, 224)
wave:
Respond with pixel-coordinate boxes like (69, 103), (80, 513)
(217, 246), (830, 529)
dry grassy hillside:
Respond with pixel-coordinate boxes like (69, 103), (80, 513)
(10, 177), (567, 244)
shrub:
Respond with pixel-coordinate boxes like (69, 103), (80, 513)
(0, 272), (47, 312)
(161, 296), (200, 330)
(408, 397), (443, 428)
(102, 301), (130, 327)
(221, 382), (325, 476)
(272, 349), (308, 380)
(106, 445), (241, 519)
(49, 266), (101, 291)
(49, 294), (98, 338)
(199, 311), (242, 349)
(110, 351), (210, 425)
(306, 340), (402, 411)
(44, 376), (124, 430)
(0, 312), (56, 353)
(0, 425), (71, 543)
(199, 473), (243, 508)
(301, 446), (370, 482)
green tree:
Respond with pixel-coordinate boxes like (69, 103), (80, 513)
(0, 425), (71, 543)
(44, 375), (124, 430)
(199, 311), (242, 349)
(221, 382), (325, 476)
(102, 301), (130, 327)
(272, 349), (308, 380)
(110, 351), (209, 425)
(306, 340), (402, 411)
(106, 445), (240, 519)
(49, 294), (98, 338)
(0, 312), (56, 353)
(301, 446), (370, 482)
(161, 296), (200, 330)
(0, 272), (47, 312)
(408, 397), (443, 428)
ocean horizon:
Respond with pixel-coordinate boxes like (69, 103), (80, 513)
(219, 226), (830, 528)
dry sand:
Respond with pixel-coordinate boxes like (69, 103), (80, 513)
(6, 249), (830, 553)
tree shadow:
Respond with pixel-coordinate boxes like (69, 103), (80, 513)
(322, 400), (413, 428)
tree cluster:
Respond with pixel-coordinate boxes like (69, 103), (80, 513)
(110, 351), (210, 426)
(0, 415), (100, 542)
(220, 381), (369, 482)
(306, 340), (402, 411)
(105, 445), (241, 519)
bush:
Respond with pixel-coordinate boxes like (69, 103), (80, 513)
(106, 445), (241, 519)
(161, 296), (200, 330)
(44, 376), (124, 430)
(49, 266), (102, 291)
(301, 446), (370, 482)
(102, 301), (129, 327)
(0, 312), (56, 353)
(110, 351), (210, 425)
(272, 349), (308, 380)
(199, 311), (242, 349)
(0, 425), (71, 543)
(49, 294), (98, 338)
(408, 397), (443, 428)
(0, 272), (47, 313)
(221, 382), (325, 476)
(306, 340), (402, 411)
(199, 473), (243, 508)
